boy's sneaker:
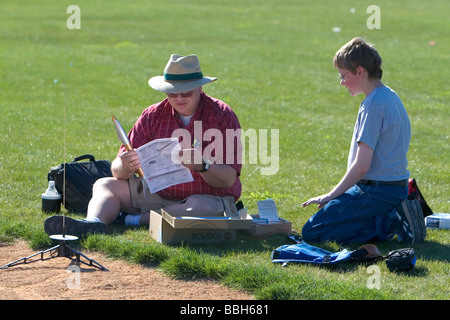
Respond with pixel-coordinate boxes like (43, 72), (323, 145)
(390, 199), (426, 244)
(44, 216), (107, 238)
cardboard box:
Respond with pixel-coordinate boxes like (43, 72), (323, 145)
(246, 214), (292, 237)
(149, 209), (253, 244)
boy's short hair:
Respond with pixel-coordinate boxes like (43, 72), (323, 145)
(333, 37), (383, 80)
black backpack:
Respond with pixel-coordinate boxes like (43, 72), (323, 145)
(47, 154), (112, 213)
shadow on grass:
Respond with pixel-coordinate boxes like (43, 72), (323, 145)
(24, 214), (449, 281)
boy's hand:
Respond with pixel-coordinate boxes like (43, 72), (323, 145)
(302, 193), (332, 209)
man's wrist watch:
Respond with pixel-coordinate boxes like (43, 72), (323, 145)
(197, 159), (211, 173)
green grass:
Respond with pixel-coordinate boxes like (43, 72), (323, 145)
(0, 0), (449, 300)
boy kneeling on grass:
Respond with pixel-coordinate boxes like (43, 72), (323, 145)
(302, 37), (425, 244)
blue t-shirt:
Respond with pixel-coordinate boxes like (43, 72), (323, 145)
(348, 86), (411, 181)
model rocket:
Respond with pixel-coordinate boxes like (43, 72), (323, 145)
(112, 115), (144, 177)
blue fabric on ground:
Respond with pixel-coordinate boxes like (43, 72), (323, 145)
(271, 241), (352, 265)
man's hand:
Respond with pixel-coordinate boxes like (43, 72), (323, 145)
(177, 148), (237, 189)
(178, 148), (203, 171)
(112, 150), (141, 180)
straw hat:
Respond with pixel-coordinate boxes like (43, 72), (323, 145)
(148, 54), (217, 93)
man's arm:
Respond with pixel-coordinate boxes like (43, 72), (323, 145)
(178, 148), (237, 189)
(198, 164), (237, 189)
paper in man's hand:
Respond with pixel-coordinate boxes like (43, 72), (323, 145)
(135, 138), (193, 193)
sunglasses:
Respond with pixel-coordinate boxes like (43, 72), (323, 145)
(166, 90), (195, 98)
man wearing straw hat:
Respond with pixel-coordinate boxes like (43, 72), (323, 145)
(45, 54), (242, 236)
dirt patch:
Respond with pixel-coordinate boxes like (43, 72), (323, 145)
(0, 240), (253, 300)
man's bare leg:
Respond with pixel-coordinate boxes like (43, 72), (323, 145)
(87, 177), (132, 225)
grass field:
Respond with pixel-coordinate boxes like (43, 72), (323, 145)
(0, 0), (449, 300)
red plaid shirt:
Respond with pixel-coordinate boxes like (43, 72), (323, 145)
(118, 93), (242, 201)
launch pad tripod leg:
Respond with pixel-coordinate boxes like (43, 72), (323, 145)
(0, 234), (108, 271)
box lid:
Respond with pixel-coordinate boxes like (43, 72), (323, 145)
(161, 209), (252, 230)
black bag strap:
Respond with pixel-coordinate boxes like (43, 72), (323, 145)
(72, 154), (96, 162)
(350, 244), (384, 263)
(384, 247), (415, 259)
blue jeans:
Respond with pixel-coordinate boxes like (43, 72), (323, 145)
(302, 182), (408, 244)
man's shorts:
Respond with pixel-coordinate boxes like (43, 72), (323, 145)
(122, 177), (238, 216)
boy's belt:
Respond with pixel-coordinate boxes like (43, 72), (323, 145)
(359, 179), (407, 186)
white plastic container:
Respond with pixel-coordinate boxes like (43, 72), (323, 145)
(41, 181), (62, 213)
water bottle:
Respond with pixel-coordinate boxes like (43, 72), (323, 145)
(41, 181), (62, 213)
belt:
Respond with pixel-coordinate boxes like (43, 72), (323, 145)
(359, 179), (407, 186)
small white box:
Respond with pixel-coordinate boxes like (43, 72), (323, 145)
(425, 213), (450, 230)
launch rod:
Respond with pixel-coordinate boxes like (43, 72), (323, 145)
(112, 115), (144, 177)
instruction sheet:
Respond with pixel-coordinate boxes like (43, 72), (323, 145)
(257, 199), (279, 222)
(136, 138), (193, 193)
